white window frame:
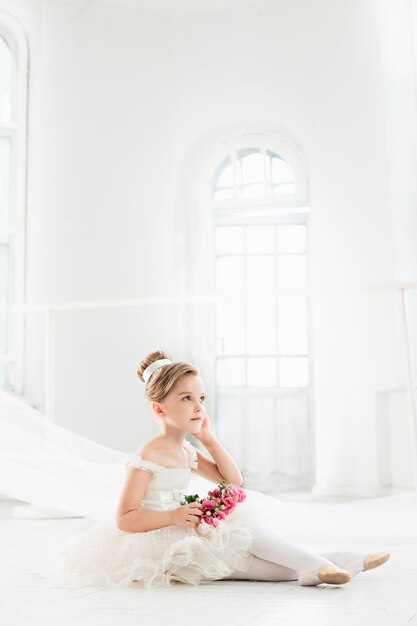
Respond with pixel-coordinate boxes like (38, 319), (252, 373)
(0, 12), (29, 393)
(209, 136), (313, 489)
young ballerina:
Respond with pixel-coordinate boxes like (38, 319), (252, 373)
(58, 350), (390, 589)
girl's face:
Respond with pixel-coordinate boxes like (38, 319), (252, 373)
(153, 374), (206, 434)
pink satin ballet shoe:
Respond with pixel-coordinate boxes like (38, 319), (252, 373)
(317, 564), (352, 584)
(363, 551), (390, 571)
(298, 564), (352, 586)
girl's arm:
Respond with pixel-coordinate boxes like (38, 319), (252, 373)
(201, 436), (243, 486)
(115, 466), (174, 532)
(193, 415), (243, 486)
(117, 508), (174, 533)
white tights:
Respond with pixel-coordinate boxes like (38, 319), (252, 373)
(221, 526), (365, 585)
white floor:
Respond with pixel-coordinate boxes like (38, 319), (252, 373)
(1, 492), (416, 626)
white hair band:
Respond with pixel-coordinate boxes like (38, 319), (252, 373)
(142, 358), (173, 383)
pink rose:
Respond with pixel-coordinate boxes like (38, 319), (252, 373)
(201, 499), (216, 511)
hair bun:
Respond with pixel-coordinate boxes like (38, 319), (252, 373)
(137, 350), (173, 383)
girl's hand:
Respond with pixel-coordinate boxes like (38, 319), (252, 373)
(191, 414), (214, 446)
(170, 502), (203, 529)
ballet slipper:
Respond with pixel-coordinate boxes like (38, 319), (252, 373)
(317, 564), (352, 584)
(363, 551), (390, 571)
(298, 564), (352, 586)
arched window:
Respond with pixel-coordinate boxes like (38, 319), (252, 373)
(0, 15), (28, 392)
(213, 148), (296, 200)
(212, 146), (309, 389)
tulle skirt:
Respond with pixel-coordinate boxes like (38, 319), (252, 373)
(57, 497), (263, 590)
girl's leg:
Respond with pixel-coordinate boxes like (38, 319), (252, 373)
(222, 555), (298, 581)
(222, 550), (386, 582)
(222, 550), (365, 583)
(250, 525), (337, 585)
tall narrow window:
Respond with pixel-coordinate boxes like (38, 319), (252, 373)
(0, 17), (28, 392)
(211, 143), (311, 491)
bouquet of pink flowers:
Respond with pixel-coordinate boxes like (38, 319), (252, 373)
(181, 480), (246, 528)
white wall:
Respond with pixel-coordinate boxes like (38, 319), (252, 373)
(1, 0), (416, 494)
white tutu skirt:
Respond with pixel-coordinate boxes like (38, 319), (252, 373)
(57, 495), (270, 590)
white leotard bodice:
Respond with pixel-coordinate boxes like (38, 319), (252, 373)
(124, 439), (198, 512)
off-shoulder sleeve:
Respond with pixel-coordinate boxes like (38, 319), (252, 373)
(125, 455), (161, 475)
(183, 440), (198, 469)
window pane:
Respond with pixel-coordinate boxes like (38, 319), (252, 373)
(273, 183), (296, 195)
(216, 256), (244, 294)
(242, 183), (266, 198)
(277, 255), (307, 289)
(0, 136), (11, 229)
(247, 255), (275, 293)
(0, 244), (9, 353)
(216, 226), (244, 254)
(276, 225), (306, 253)
(240, 151), (264, 184)
(246, 297), (275, 355)
(246, 225), (274, 253)
(216, 357), (245, 386)
(279, 357), (309, 387)
(248, 357), (276, 387)
(0, 37), (14, 123)
(216, 299), (245, 355)
(271, 157), (295, 184)
(278, 296), (308, 354)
